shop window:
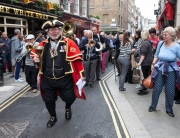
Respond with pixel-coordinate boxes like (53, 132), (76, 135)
(7, 27), (20, 38)
(61, 0), (70, 13)
(23, 21), (26, 25)
(6, 19), (21, 25)
(0, 27), (4, 37)
(82, 0), (87, 17)
(22, 28), (27, 36)
(0, 17), (4, 24)
(74, 0), (79, 15)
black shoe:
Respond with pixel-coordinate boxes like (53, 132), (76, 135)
(166, 111), (174, 117)
(90, 84), (94, 88)
(97, 78), (101, 81)
(65, 108), (71, 120)
(148, 106), (155, 112)
(116, 74), (120, 76)
(10, 75), (14, 78)
(84, 83), (88, 87)
(138, 89), (148, 95)
(175, 99), (180, 104)
(46, 117), (57, 128)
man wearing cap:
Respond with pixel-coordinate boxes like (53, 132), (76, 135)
(24, 34), (39, 93)
(33, 20), (86, 128)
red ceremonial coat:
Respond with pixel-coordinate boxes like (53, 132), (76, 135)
(33, 38), (86, 100)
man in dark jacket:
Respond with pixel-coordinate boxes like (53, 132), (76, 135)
(79, 30), (100, 87)
(11, 29), (23, 81)
(0, 32), (11, 75)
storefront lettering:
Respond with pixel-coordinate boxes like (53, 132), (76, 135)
(0, 5), (56, 20)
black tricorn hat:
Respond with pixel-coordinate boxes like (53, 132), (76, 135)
(41, 20), (64, 30)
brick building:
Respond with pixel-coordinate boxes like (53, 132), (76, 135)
(89, 0), (124, 34)
(123, 0), (128, 30)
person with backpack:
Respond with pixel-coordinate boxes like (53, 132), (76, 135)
(149, 27), (180, 117)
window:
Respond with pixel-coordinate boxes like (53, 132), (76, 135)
(102, 14), (108, 25)
(60, 0), (70, 13)
(6, 19), (21, 24)
(74, 0), (79, 15)
(103, 0), (108, 7)
(82, 0), (87, 17)
(0, 16), (28, 38)
(121, 1), (123, 9)
(119, 0), (121, 7)
(0, 17), (4, 24)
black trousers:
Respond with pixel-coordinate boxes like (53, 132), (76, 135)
(141, 65), (151, 79)
(41, 75), (76, 104)
(25, 65), (39, 89)
(21, 56), (26, 71)
(142, 65), (151, 90)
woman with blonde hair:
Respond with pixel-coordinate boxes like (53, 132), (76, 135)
(137, 30), (153, 95)
(149, 27), (180, 117)
(175, 26), (180, 44)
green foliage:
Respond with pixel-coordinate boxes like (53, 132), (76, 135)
(9, 0), (62, 16)
(89, 15), (100, 19)
(95, 15), (100, 19)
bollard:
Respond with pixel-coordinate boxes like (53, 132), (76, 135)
(0, 51), (4, 86)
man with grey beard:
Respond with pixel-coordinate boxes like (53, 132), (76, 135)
(33, 20), (86, 128)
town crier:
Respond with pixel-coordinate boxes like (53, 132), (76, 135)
(33, 20), (86, 128)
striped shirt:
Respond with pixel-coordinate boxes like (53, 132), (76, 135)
(119, 42), (132, 58)
(133, 38), (143, 57)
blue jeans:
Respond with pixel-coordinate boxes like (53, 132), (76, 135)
(1, 53), (12, 73)
(15, 61), (22, 80)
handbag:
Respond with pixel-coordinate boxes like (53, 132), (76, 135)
(143, 74), (154, 89)
(132, 67), (141, 84)
(131, 54), (136, 70)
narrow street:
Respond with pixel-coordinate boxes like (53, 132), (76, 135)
(0, 64), (128, 138)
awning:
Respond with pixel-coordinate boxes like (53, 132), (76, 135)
(100, 26), (124, 32)
(165, 1), (174, 20)
(158, 6), (166, 20)
(158, 19), (161, 29)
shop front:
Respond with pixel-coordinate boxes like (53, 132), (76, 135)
(0, 3), (58, 38)
(61, 12), (91, 39)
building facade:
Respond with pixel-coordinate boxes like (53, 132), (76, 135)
(89, 0), (124, 34)
(0, 0), (59, 38)
(60, 0), (91, 39)
(156, 0), (176, 31)
(123, 0), (128, 30)
(127, 0), (137, 34)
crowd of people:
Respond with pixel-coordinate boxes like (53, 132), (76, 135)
(1, 24), (180, 118)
